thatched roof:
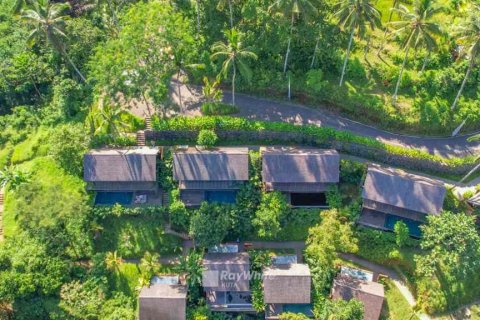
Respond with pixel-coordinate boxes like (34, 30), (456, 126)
(332, 275), (384, 320)
(139, 283), (187, 320)
(362, 166), (446, 215)
(203, 253), (250, 292)
(84, 148), (159, 182)
(261, 147), (340, 184)
(173, 147), (249, 182)
(263, 264), (311, 304)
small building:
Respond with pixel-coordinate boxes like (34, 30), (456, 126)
(202, 253), (253, 312)
(359, 165), (446, 237)
(138, 280), (187, 320)
(261, 147), (340, 207)
(331, 274), (385, 320)
(173, 147), (249, 206)
(83, 147), (161, 205)
(263, 264), (313, 319)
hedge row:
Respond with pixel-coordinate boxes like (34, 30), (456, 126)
(149, 116), (477, 176)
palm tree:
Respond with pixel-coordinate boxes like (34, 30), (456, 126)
(20, 0), (86, 82)
(93, 104), (129, 137)
(335, 0), (382, 86)
(450, 4), (480, 111)
(270, 0), (318, 74)
(0, 166), (30, 191)
(211, 29), (257, 106)
(105, 251), (123, 273)
(140, 251), (161, 276)
(390, 0), (441, 104)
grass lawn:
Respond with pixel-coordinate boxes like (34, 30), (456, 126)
(3, 156), (86, 237)
(110, 262), (178, 298)
(380, 279), (419, 320)
(10, 127), (51, 165)
(96, 215), (183, 259)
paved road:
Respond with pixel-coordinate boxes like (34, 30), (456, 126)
(170, 81), (480, 159)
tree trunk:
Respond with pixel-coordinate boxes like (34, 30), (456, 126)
(377, 0), (399, 55)
(451, 62), (472, 111)
(420, 52), (429, 74)
(61, 46), (86, 82)
(311, 37), (320, 69)
(228, 0), (233, 28)
(339, 26), (355, 86)
(196, 0), (201, 34)
(107, 0), (119, 28)
(392, 44), (411, 105)
(232, 63), (236, 106)
(364, 36), (371, 62)
(283, 12), (295, 74)
(459, 158), (480, 183)
(177, 70), (183, 112)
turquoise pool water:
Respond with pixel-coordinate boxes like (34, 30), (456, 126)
(385, 214), (422, 237)
(205, 191), (237, 204)
(95, 192), (133, 205)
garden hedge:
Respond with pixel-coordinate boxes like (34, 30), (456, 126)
(148, 116), (477, 177)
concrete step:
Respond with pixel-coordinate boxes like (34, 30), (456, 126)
(145, 116), (152, 130)
(136, 131), (146, 146)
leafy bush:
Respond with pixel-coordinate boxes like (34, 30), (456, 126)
(189, 203), (231, 248)
(196, 129), (218, 148)
(201, 102), (239, 115)
(326, 185), (342, 208)
(253, 191), (288, 239)
(150, 116), (477, 175)
(340, 159), (367, 185)
(306, 69), (328, 94)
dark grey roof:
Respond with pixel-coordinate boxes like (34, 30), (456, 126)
(362, 166), (446, 215)
(203, 253), (250, 292)
(173, 147), (249, 182)
(84, 148), (158, 182)
(263, 264), (311, 304)
(332, 274), (384, 320)
(261, 147), (340, 183)
(139, 283), (187, 320)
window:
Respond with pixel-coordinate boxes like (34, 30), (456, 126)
(290, 193), (327, 207)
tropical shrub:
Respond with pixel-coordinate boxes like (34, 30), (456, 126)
(196, 129), (218, 148)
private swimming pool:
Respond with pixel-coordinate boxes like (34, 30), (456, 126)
(95, 192), (133, 205)
(384, 214), (422, 238)
(205, 191), (237, 204)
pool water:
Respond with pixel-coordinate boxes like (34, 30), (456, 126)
(95, 192), (133, 205)
(384, 214), (422, 237)
(205, 191), (237, 204)
(283, 304), (313, 316)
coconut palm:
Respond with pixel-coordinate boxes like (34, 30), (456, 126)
(93, 104), (129, 137)
(210, 28), (257, 106)
(20, 0), (86, 82)
(270, 0), (319, 74)
(450, 4), (480, 111)
(390, 0), (441, 105)
(335, 0), (382, 86)
(140, 251), (161, 276)
(105, 251), (123, 273)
